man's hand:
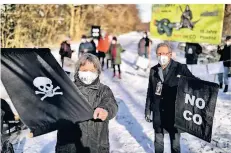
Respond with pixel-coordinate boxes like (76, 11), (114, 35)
(93, 108), (108, 121)
(145, 114), (152, 122)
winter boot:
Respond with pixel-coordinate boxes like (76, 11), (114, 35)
(219, 83), (223, 89)
(224, 85), (228, 93)
(113, 72), (116, 78)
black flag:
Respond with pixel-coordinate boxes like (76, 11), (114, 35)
(174, 76), (219, 142)
(1, 48), (93, 137)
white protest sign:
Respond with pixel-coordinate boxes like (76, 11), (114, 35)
(136, 56), (149, 69)
(207, 61), (224, 75)
(191, 64), (208, 76)
(63, 57), (76, 73)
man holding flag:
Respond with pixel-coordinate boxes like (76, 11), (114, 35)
(145, 42), (219, 152)
(145, 42), (195, 153)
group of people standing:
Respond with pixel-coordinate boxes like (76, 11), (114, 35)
(59, 31), (154, 79)
(57, 30), (230, 153)
(95, 31), (124, 79)
(61, 31), (125, 79)
(181, 36), (231, 93)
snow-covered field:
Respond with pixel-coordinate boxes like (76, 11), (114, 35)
(1, 32), (231, 153)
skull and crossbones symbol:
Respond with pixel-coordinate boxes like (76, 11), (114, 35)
(33, 77), (63, 101)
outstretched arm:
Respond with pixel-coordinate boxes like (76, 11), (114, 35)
(97, 86), (118, 121)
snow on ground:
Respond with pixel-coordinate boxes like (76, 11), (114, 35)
(2, 32), (231, 153)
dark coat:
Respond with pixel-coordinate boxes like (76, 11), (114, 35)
(79, 42), (94, 55)
(218, 44), (231, 67)
(59, 41), (72, 59)
(145, 60), (195, 133)
(185, 43), (202, 64)
(90, 40), (97, 56)
(56, 77), (118, 153)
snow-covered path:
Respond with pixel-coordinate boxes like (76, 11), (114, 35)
(7, 32), (231, 153)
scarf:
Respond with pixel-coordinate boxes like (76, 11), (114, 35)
(112, 44), (117, 60)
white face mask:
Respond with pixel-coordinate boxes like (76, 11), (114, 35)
(158, 55), (169, 66)
(78, 71), (98, 85)
(81, 39), (86, 43)
(143, 35), (147, 38)
(87, 39), (91, 42)
(112, 40), (116, 44)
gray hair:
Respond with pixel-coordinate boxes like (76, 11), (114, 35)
(75, 53), (101, 75)
(156, 42), (172, 53)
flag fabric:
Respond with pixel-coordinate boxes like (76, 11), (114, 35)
(1, 48), (93, 137)
(174, 76), (219, 142)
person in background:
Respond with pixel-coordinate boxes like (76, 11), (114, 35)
(105, 52), (112, 70)
(59, 36), (73, 76)
(1, 98), (25, 134)
(217, 36), (231, 92)
(184, 42), (202, 64)
(78, 35), (88, 57)
(56, 53), (118, 153)
(145, 42), (195, 153)
(108, 37), (124, 79)
(136, 31), (152, 70)
(97, 31), (110, 70)
(83, 35), (95, 55)
(88, 36), (97, 56)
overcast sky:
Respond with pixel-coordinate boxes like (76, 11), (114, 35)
(137, 4), (152, 23)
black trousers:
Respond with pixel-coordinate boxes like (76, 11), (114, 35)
(155, 129), (180, 153)
(98, 51), (106, 68)
(113, 64), (121, 74)
(106, 59), (112, 69)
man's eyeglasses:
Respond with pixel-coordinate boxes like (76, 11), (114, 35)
(157, 52), (171, 56)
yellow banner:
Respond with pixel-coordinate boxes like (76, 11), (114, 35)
(150, 4), (225, 44)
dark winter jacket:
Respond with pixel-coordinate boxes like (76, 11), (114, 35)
(185, 43), (202, 64)
(90, 40), (97, 55)
(145, 60), (195, 133)
(217, 44), (231, 67)
(59, 41), (72, 59)
(56, 77), (118, 153)
(79, 42), (94, 55)
(108, 43), (124, 65)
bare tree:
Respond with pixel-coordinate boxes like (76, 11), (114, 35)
(223, 4), (231, 36)
(1, 4), (141, 48)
